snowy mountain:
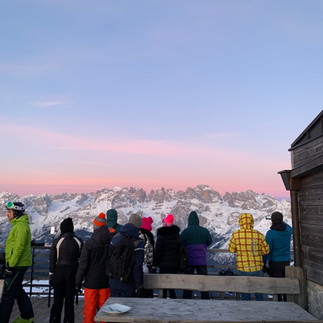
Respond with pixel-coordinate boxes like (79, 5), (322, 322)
(0, 185), (291, 251)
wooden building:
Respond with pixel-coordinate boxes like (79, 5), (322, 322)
(279, 109), (323, 319)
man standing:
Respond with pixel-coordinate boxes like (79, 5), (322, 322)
(49, 217), (83, 323)
(229, 213), (270, 301)
(264, 211), (293, 301)
(75, 213), (112, 323)
(181, 211), (212, 299)
(108, 213), (144, 297)
(0, 202), (34, 323)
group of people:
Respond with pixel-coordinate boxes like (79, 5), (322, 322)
(229, 211), (293, 301)
(0, 201), (292, 323)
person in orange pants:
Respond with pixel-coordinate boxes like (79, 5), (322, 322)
(83, 288), (111, 323)
(75, 213), (112, 323)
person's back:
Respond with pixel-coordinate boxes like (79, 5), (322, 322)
(264, 211), (293, 301)
(108, 213), (144, 297)
(180, 211), (212, 299)
(229, 213), (269, 273)
(181, 211), (212, 267)
(229, 213), (269, 301)
(49, 218), (83, 323)
(154, 223), (181, 273)
(75, 214), (111, 322)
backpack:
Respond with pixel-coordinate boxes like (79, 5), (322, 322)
(139, 232), (154, 267)
(107, 233), (136, 283)
(178, 243), (189, 273)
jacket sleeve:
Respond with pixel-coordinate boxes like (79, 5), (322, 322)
(261, 236), (270, 256)
(153, 235), (163, 267)
(206, 229), (212, 247)
(133, 238), (145, 289)
(263, 230), (273, 263)
(75, 240), (90, 288)
(228, 233), (236, 253)
(49, 240), (58, 274)
(9, 224), (30, 267)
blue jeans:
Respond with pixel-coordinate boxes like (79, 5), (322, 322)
(0, 266), (34, 323)
(238, 269), (265, 301)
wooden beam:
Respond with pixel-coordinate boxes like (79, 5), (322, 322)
(286, 266), (308, 309)
(143, 274), (300, 295)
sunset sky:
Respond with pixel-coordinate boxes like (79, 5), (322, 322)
(1, 1), (322, 199)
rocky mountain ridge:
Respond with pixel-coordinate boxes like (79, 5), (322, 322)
(0, 185), (291, 249)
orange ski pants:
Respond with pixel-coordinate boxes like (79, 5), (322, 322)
(83, 287), (111, 323)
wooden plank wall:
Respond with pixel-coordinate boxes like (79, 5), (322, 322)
(298, 170), (323, 286)
(292, 136), (323, 169)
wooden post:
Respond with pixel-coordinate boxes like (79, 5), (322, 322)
(0, 279), (4, 303)
(285, 266), (307, 309)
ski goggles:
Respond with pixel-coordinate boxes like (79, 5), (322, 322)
(6, 202), (14, 210)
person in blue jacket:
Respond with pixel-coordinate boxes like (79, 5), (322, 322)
(108, 213), (144, 297)
(264, 211), (293, 301)
(180, 211), (212, 299)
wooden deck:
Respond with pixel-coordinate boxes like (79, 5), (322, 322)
(10, 297), (85, 323)
(10, 296), (322, 323)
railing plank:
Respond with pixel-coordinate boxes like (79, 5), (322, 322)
(143, 273), (300, 295)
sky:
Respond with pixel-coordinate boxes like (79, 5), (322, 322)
(0, 0), (322, 200)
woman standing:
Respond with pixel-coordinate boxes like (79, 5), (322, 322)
(152, 214), (181, 299)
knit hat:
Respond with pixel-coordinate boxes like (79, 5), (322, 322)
(271, 212), (283, 224)
(141, 216), (153, 231)
(129, 213), (142, 228)
(163, 214), (174, 226)
(60, 217), (74, 234)
(94, 212), (107, 227)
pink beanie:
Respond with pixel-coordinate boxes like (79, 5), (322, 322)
(163, 214), (174, 226)
(141, 216), (153, 231)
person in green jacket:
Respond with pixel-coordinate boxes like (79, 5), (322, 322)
(0, 202), (34, 323)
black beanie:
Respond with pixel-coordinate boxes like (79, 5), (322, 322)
(60, 217), (74, 233)
(271, 212), (283, 224)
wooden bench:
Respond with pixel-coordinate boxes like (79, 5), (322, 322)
(143, 266), (307, 308)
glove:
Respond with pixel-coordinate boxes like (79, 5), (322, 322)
(76, 285), (82, 294)
(262, 266), (271, 275)
(135, 286), (144, 297)
(49, 273), (54, 286)
(4, 266), (14, 277)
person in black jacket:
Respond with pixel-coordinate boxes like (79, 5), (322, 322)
(75, 213), (112, 323)
(49, 218), (83, 323)
(152, 214), (181, 299)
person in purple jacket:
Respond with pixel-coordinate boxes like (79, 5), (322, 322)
(180, 211), (212, 299)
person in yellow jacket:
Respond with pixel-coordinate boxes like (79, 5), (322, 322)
(228, 213), (269, 301)
(0, 202), (34, 323)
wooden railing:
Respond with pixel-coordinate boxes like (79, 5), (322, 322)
(1, 246), (305, 307)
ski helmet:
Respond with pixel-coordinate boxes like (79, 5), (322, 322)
(6, 201), (25, 218)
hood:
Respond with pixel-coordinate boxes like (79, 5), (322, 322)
(238, 213), (254, 230)
(92, 225), (111, 244)
(10, 213), (30, 226)
(106, 209), (118, 227)
(157, 225), (180, 239)
(188, 211), (199, 226)
(120, 223), (139, 238)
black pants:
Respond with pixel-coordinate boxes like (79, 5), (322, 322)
(0, 266), (34, 323)
(269, 261), (290, 302)
(50, 265), (77, 323)
(159, 267), (177, 299)
(182, 265), (210, 299)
